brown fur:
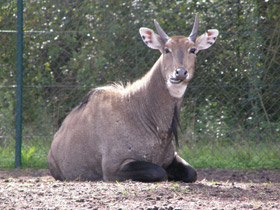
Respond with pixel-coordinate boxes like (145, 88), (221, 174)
(48, 56), (183, 181)
(47, 20), (218, 181)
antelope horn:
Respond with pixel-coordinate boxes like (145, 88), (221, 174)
(154, 20), (169, 44)
(189, 13), (199, 42)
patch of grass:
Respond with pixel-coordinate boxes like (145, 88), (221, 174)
(1, 138), (279, 169)
(0, 148), (15, 168)
(0, 140), (50, 168)
(21, 143), (49, 168)
(1, 126), (279, 170)
(180, 139), (280, 169)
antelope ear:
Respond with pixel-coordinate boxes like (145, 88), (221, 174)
(139, 27), (162, 50)
(195, 29), (219, 51)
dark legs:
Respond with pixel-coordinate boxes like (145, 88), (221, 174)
(116, 160), (167, 182)
(165, 154), (197, 183)
(107, 155), (197, 183)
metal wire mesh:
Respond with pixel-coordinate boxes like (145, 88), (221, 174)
(0, 0), (17, 167)
(0, 0), (279, 168)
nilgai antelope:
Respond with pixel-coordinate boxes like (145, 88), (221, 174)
(48, 13), (219, 182)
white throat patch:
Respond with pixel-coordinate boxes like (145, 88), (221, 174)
(167, 80), (188, 98)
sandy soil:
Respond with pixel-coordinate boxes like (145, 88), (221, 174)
(0, 168), (279, 210)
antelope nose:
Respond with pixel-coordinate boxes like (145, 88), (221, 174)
(175, 67), (188, 80)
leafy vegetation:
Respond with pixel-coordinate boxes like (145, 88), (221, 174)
(181, 135), (280, 169)
(0, 0), (279, 168)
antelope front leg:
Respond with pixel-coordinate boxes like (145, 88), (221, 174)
(165, 153), (197, 183)
(104, 160), (168, 182)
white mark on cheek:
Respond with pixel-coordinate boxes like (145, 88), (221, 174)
(167, 80), (188, 98)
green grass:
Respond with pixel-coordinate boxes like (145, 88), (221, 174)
(1, 136), (279, 169)
(0, 148), (15, 168)
(21, 144), (49, 168)
(0, 142), (50, 168)
(181, 140), (280, 169)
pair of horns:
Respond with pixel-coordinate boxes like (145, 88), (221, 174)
(154, 13), (199, 43)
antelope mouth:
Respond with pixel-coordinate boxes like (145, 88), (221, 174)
(169, 77), (184, 84)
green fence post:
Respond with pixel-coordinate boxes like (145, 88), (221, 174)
(15, 0), (23, 168)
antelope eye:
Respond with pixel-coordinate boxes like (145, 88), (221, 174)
(189, 48), (196, 54)
(164, 47), (171, 54)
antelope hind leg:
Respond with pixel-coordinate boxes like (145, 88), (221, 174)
(116, 160), (168, 182)
(166, 154), (197, 183)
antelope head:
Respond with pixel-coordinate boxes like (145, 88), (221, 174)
(139, 13), (219, 98)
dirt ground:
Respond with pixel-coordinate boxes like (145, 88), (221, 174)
(0, 168), (279, 210)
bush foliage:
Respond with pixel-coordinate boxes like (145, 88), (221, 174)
(0, 0), (279, 168)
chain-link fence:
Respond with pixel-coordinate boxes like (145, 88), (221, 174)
(1, 0), (279, 168)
